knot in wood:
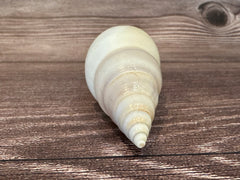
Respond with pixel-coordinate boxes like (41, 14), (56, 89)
(199, 2), (229, 27)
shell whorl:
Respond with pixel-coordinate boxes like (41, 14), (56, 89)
(85, 26), (162, 148)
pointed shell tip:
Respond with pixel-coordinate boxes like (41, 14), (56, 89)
(134, 132), (147, 148)
(137, 140), (146, 148)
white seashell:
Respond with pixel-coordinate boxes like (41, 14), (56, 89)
(85, 26), (162, 148)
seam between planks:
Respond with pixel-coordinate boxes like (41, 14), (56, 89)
(1, 151), (239, 162)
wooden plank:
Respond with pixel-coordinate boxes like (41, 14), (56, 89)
(1, 154), (240, 179)
(0, 0), (232, 18)
(0, 62), (239, 160)
(0, 0), (240, 62)
(0, 0), (239, 19)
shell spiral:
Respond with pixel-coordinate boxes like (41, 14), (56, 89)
(85, 26), (162, 148)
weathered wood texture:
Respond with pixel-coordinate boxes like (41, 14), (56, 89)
(0, 0), (240, 63)
(0, 0), (240, 179)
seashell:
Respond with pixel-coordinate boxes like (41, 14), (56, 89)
(85, 26), (162, 148)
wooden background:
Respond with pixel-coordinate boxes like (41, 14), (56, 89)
(0, 0), (240, 179)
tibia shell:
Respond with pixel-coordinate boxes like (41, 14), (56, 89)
(85, 26), (162, 148)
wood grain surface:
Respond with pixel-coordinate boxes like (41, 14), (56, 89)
(0, 0), (240, 179)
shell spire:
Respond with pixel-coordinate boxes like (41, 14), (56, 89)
(85, 26), (162, 148)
